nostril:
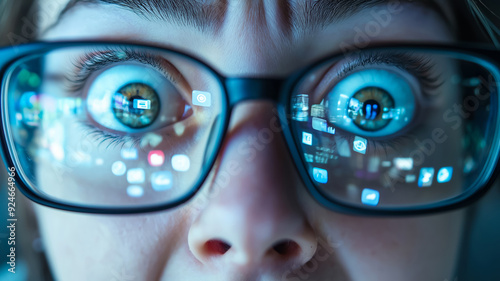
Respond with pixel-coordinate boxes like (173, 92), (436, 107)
(272, 240), (300, 256)
(204, 239), (231, 255)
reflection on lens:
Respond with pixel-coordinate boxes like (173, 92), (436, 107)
(18, 92), (42, 127)
(348, 87), (395, 131)
(290, 49), (500, 209)
(5, 44), (227, 209)
(292, 94), (309, 121)
(112, 83), (160, 128)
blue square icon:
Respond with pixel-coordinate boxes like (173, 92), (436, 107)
(418, 167), (435, 187)
(437, 167), (453, 183)
(151, 171), (173, 191)
(312, 117), (327, 132)
(361, 188), (380, 206)
(312, 167), (328, 184)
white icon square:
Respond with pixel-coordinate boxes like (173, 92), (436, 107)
(120, 147), (138, 160)
(192, 90), (211, 107)
(111, 161), (126, 176)
(133, 99), (151, 109)
(353, 136), (367, 154)
(127, 168), (145, 184)
(302, 132), (313, 146)
(127, 185), (144, 197)
(394, 158), (413, 170)
(172, 154), (190, 172)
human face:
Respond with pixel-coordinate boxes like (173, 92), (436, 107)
(33, 0), (464, 280)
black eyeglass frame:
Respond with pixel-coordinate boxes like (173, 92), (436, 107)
(1, 41), (500, 216)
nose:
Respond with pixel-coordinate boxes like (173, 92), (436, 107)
(188, 102), (317, 269)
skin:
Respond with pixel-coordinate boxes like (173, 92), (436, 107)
(30, 0), (465, 280)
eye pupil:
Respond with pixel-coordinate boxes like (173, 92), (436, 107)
(363, 100), (381, 120)
(349, 87), (395, 131)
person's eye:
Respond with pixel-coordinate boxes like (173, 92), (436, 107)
(85, 64), (191, 133)
(69, 49), (193, 141)
(309, 53), (440, 139)
(327, 68), (416, 138)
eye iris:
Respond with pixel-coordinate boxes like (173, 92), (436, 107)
(112, 83), (160, 129)
(348, 87), (394, 131)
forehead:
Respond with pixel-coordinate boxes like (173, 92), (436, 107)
(45, 0), (452, 33)
(40, 0), (455, 76)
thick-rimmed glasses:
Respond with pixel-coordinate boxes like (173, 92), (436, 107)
(1, 42), (499, 215)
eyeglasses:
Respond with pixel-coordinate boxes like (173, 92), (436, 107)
(1, 42), (499, 215)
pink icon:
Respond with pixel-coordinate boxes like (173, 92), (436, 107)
(148, 150), (165, 167)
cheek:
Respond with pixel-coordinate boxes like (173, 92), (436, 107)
(313, 209), (464, 279)
(35, 206), (188, 280)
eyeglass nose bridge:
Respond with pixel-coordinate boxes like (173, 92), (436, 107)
(224, 77), (285, 107)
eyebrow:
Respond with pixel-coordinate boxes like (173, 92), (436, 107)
(57, 0), (447, 33)
(58, 0), (227, 31)
(296, 0), (445, 29)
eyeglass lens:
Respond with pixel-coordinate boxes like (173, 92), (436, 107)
(290, 49), (499, 208)
(3, 45), (500, 210)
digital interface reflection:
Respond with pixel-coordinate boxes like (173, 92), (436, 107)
(6, 46), (225, 208)
(16, 84), (205, 203)
(290, 50), (497, 208)
(4, 46), (499, 211)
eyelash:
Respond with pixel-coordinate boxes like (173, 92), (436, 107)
(68, 48), (183, 149)
(336, 52), (442, 93)
(67, 47), (177, 93)
(77, 121), (143, 149)
(71, 49), (439, 151)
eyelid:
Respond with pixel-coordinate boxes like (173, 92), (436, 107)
(310, 52), (442, 103)
(69, 47), (193, 100)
